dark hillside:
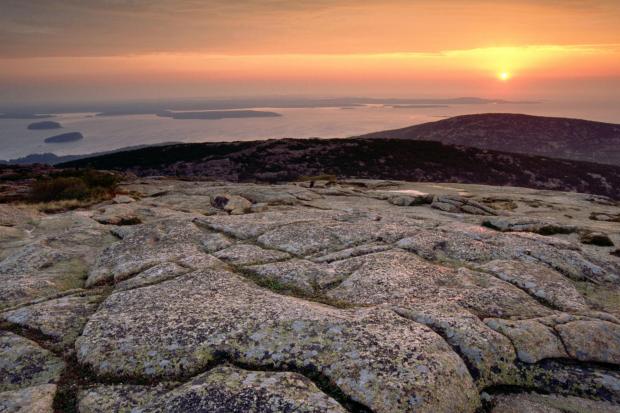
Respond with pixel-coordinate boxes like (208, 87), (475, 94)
(60, 138), (620, 199)
(356, 113), (620, 166)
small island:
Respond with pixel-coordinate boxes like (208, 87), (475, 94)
(44, 132), (84, 143)
(28, 121), (62, 130)
(157, 110), (282, 120)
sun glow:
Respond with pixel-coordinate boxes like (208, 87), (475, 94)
(499, 71), (511, 81)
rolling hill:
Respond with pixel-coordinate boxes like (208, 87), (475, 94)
(356, 113), (620, 166)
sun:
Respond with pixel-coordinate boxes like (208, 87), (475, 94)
(498, 71), (511, 81)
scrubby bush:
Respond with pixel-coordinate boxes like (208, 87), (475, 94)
(30, 169), (120, 202)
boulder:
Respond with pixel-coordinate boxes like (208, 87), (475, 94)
(483, 217), (576, 235)
(388, 193), (433, 206)
(431, 195), (497, 215)
(579, 231), (614, 247)
(212, 194), (252, 214)
(112, 195), (135, 204)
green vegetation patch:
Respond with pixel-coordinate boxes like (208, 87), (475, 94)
(30, 169), (121, 203)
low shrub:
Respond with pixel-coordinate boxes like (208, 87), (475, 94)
(30, 169), (120, 203)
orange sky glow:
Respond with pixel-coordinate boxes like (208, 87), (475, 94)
(1, 1), (619, 102)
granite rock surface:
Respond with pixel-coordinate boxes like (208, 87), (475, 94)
(1, 178), (619, 412)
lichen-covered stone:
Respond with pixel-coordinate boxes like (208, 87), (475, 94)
(555, 320), (620, 365)
(484, 318), (567, 363)
(0, 217), (114, 308)
(86, 219), (210, 286)
(245, 259), (340, 293)
(212, 193), (252, 214)
(213, 244), (290, 266)
(76, 269), (479, 413)
(312, 243), (392, 263)
(1, 294), (100, 352)
(2, 178), (620, 411)
(137, 365), (348, 413)
(114, 262), (192, 291)
(396, 222), (615, 284)
(0, 384), (56, 413)
(478, 260), (588, 312)
(0, 332), (64, 391)
(431, 195), (497, 215)
(395, 305), (518, 388)
(92, 205), (142, 226)
(113, 195), (135, 204)
(77, 383), (172, 413)
(327, 250), (552, 319)
(483, 216), (576, 235)
(490, 392), (620, 413)
(257, 220), (377, 256)
(141, 194), (221, 215)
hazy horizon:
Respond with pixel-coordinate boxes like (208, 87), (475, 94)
(1, 1), (619, 161)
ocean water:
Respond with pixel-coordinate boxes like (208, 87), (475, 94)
(1, 100), (619, 161)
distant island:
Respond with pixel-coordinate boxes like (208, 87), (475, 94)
(27, 120), (62, 130)
(156, 110), (282, 120)
(0, 96), (536, 117)
(0, 142), (182, 165)
(389, 104), (450, 109)
(0, 113), (54, 119)
(44, 132), (84, 143)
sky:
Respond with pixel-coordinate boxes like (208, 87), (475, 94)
(1, 0), (619, 103)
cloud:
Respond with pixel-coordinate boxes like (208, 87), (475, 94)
(1, 0), (619, 58)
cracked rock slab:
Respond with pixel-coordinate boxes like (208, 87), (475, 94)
(136, 365), (348, 413)
(197, 209), (334, 239)
(395, 305), (518, 389)
(431, 195), (498, 216)
(490, 392), (620, 413)
(396, 222), (614, 284)
(555, 320), (620, 365)
(484, 318), (567, 364)
(86, 219), (210, 286)
(77, 383), (173, 413)
(0, 384), (56, 413)
(245, 259), (340, 293)
(114, 262), (192, 292)
(478, 260), (588, 312)
(482, 216), (576, 235)
(1, 294), (100, 352)
(213, 244), (291, 266)
(76, 268), (479, 413)
(3, 179), (620, 411)
(327, 250), (552, 319)
(0, 332), (64, 391)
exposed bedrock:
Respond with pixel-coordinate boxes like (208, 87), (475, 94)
(1, 178), (619, 411)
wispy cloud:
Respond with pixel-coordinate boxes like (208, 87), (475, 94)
(1, 0), (620, 58)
